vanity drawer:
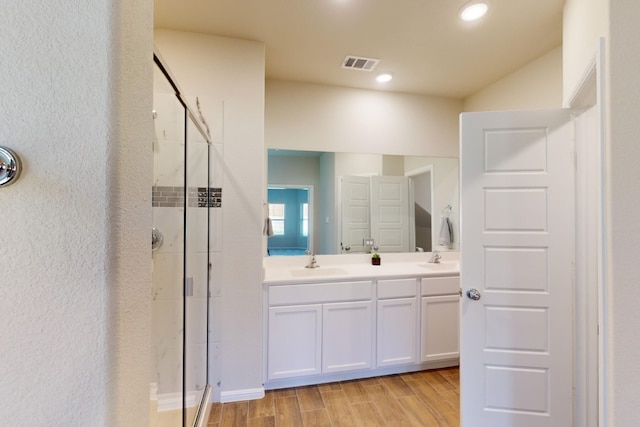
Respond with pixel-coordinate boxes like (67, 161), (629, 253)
(377, 278), (418, 299)
(269, 281), (373, 305)
(421, 277), (459, 296)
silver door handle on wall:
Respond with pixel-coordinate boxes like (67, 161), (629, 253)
(0, 146), (22, 187)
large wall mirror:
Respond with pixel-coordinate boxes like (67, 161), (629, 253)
(267, 149), (459, 256)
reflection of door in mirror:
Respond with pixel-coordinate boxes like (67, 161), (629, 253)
(340, 176), (416, 254)
(340, 176), (370, 254)
(371, 176), (411, 253)
(267, 186), (312, 255)
(406, 166), (434, 253)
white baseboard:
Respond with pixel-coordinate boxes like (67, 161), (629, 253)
(211, 385), (221, 403)
(155, 389), (202, 412)
(150, 382), (158, 401)
(264, 359), (458, 390)
(219, 387), (265, 403)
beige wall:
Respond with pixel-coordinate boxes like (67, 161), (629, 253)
(266, 80), (462, 158)
(603, 2), (640, 425)
(563, 0), (609, 103)
(1, 1), (152, 425)
(154, 29), (266, 399)
(564, 0), (640, 424)
(463, 46), (563, 112)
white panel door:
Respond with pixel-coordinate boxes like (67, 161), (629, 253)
(371, 176), (410, 252)
(322, 301), (373, 373)
(340, 176), (371, 253)
(460, 109), (574, 427)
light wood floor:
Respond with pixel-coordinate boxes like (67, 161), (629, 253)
(208, 367), (459, 427)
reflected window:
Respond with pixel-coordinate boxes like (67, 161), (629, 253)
(269, 203), (285, 235)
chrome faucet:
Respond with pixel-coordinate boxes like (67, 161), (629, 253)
(306, 253), (319, 269)
(428, 250), (441, 264)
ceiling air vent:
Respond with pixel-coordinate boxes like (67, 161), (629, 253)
(341, 55), (380, 72)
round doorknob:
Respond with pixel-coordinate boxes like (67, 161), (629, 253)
(0, 146), (22, 187)
(466, 288), (481, 301)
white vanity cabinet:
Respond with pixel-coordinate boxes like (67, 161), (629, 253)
(420, 276), (460, 362)
(322, 300), (373, 373)
(376, 278), (418, 367)
(266, 280), (373, 381)
(268, 304), (322, 380)
(264, 267), (460, 389)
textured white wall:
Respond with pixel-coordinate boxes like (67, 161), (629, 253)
(154, 29), (266, 398)
(463, 46), (563, 112)
(266, 80), (462, 158)
(0, 1), (152, 426)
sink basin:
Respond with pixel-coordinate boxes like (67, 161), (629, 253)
(289, 268), (349, 277)
(418, 261), (459, 270)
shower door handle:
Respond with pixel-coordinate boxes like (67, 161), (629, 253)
(184, 277), (194, 297)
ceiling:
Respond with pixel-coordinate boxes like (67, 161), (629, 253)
(154, 0), (564, 99)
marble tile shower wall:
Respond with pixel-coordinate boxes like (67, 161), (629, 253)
(207, 138), (224, 397)
(187, 94), (225, 398)
(184, 128), (208, 396)
(151, 92), (225, 399)
(152, 93), (185, 396)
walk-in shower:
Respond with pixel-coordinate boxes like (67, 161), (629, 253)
(150, 52), (213, 427)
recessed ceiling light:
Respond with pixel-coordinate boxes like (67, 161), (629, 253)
(459, 2), (488, 22)
(376, 73), (393, 83)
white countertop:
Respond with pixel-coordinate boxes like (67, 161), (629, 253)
(263, 252), (459, 285)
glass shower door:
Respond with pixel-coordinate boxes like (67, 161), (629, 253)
(151, 62), (188, 426)
(151, 55), (212, 427)
(183, 114), (210, 424)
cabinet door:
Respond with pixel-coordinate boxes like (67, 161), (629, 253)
(268, 304), (322, 380)
(377, 298), (418, 367)
(421, 295), (459, 362)
(322, 301), (373, 373)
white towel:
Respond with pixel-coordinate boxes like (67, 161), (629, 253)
(263, 217), (274, 237)
(438, 216), (453, 247)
